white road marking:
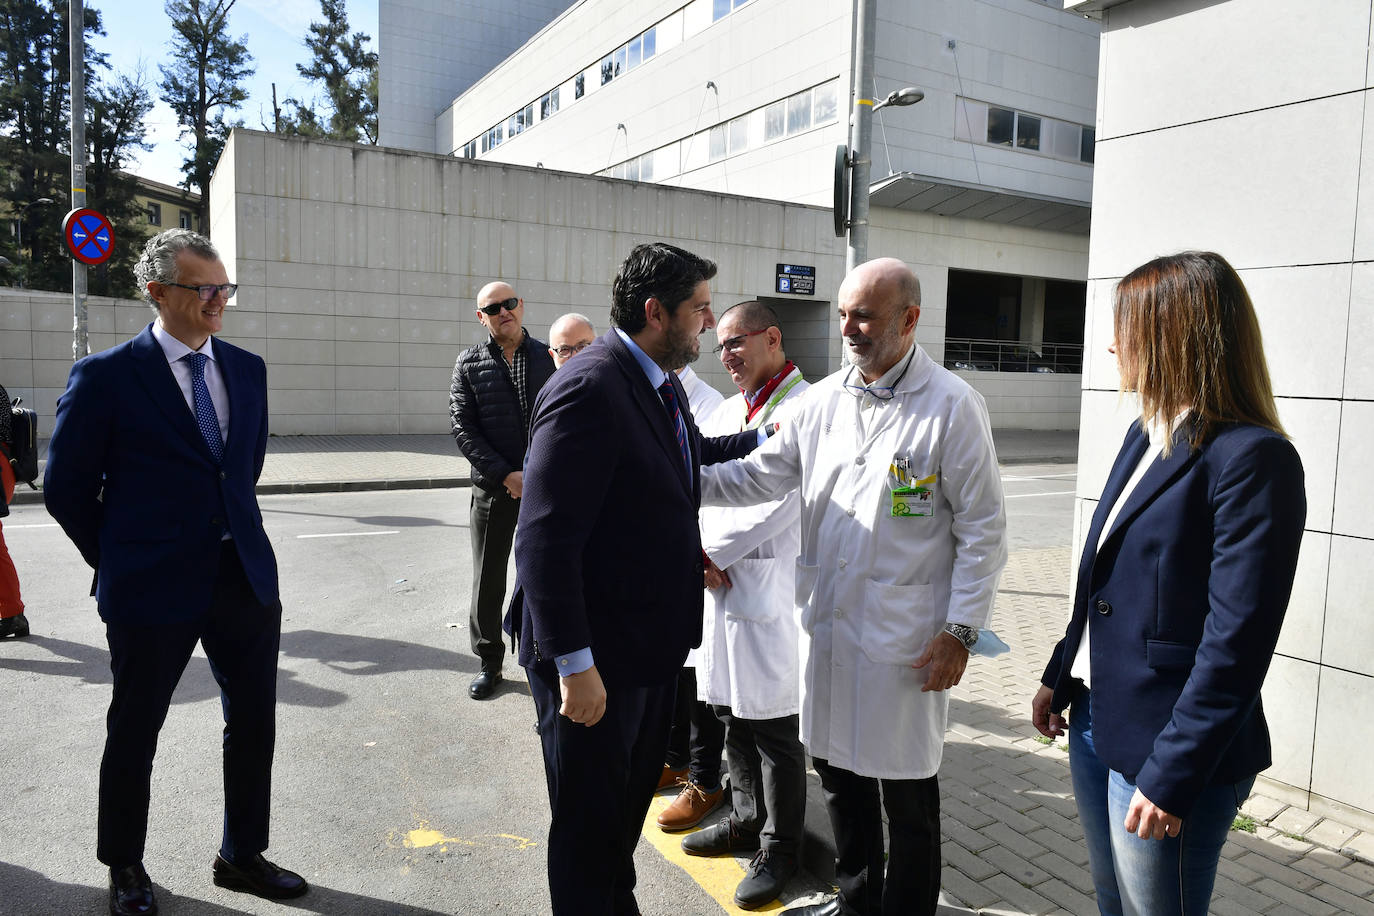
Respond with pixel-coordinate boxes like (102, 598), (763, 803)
(3, 523), (60, 529)
(296, 530), (401, 539)
(1005, 489), (1077, 499)
(1001, 472), (1078, 481)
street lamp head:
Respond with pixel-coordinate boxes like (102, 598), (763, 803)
(874, 87), (925, 111)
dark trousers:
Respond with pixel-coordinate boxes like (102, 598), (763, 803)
(812, 756), (941, 916)
(664, 666), (724, 788)
(469, 484), (519, 670)
(97, 541), (281, 868)
(715, 707), (806, 854)
(528, 664), (675, 916)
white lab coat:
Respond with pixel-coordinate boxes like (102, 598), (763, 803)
(700, 344), (1006, 779)
(697, 366), (810, 719)
(676, 365), (725, 426)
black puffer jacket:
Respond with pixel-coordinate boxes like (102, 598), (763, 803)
(449, 329), (556, 493)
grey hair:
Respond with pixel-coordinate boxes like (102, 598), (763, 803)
(134, 228), (220, 309)
(553, 312), (595, 332)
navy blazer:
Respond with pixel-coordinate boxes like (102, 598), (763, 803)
(1042, 419), (1305, 817)
(45, 324), (279, 624)
(507, 329), (756, 687)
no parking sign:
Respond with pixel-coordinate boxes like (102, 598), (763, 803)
(62, 207), (115, 266)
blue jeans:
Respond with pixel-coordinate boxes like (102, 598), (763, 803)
(1068, 689), (1254, 916)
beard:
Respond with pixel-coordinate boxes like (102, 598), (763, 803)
(662, 321), (701, 370)
(845, 318), (904, 379)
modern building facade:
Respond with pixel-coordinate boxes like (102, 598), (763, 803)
(1067, 0), (1374, 827)
(380, 0), (1101, 427)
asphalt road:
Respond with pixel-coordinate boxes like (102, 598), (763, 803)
(0, 465), (1075, 916)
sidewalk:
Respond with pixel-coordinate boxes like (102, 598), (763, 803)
(12, 430), (1374, 914)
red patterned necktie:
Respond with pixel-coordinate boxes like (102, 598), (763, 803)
(657, 379), (691, 473)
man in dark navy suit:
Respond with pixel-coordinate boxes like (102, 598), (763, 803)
(508, 242), (758, 915)
(45, 229), (306, 916)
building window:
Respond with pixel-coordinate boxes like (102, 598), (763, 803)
(814, 82), (838, 125)
(1015, 113), (1040, 151)
(987, 107), (1014, 146)
(1081, 126), (1095, 164)
(574, 73), (585, 99)
(540, 88), (559, 120)
(959, 97), (1093, 164)
(708, 124), (727, 161)
(712, 0), (731, 21)
(728, 116), (748, 155)
(786, 91), (812, 135)
(178, 210), (192, 229)
(643, 26), (656, 60)
(764, 101), (785, 141)
(146, 202), (161, 225)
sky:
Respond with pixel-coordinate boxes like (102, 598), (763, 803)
(93, 0), (379, 188)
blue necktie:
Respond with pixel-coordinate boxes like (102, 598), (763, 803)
(657, 379), (691, 475)
(184, 352), (224, 463)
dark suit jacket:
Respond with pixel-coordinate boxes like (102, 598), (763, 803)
(507, 329), (756, 687)
(44, 324), (278, 625)
(1042, 420), (1305, 817)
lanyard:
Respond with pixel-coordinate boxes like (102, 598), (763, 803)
(741, 372), (804, 431)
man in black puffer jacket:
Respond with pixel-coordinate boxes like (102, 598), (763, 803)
(449, 281), (556, 700)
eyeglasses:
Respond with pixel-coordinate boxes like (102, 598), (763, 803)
(553, 341), (593, 358)
(168, 282), (238, 302)
(480, 297), (520, 316)
(711, 327), (769, 356)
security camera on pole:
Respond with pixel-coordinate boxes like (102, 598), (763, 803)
(835, 0), (924, 271)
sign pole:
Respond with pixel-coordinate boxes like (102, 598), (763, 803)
(70, 0), (89, 360)
(845, 0), (877, 273)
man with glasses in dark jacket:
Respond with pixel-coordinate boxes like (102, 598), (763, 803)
(450, 281), (556, 700)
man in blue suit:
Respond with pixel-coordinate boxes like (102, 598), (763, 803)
(508, 242), (759, 915)
(45, 229), (307, 916)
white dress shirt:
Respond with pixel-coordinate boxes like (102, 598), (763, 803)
(152, 319), (231, 443)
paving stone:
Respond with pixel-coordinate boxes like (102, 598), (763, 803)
(1272, 807), (1324, 836)
(981, 873), (1056, 915)
(984, 820), (1050, 861)
(1344, 832), (1374, 863)
(1026, 827), (1090, 867)
(976, 797), (1041, 834)
(1308, 880), (1374, 916)
(1252, 877), (1340, 915)
(1211, 894), (1274, 916)
(1030, 850), (1094, 895)
(1306, 818), (1361, 850)
(942, 838), (1001, 882)
(1035, 876), (1100, 916)
(1214, 873), (1284, 913)
(980, 843), (1051, 887)
(941, 795), (997, 831)
(1243, 794), (1289, 823)
(943, 815), (998, 854)
(939, 866), (1001, 910)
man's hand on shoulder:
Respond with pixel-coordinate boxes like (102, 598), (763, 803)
(559, 664), (606, 726)
(913, 631), (970, 692)
(504, 471), (523, 499)
(703, 556), (732, 590)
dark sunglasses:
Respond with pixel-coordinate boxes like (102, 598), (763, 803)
(480, 297), (520, 316)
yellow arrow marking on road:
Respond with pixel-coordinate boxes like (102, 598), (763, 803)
(391, 823), (538, 852)
(641, 795), (787, 914)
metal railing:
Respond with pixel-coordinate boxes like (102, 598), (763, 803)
(943, 338), (1083, 374)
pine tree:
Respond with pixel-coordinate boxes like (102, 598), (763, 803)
(0, 0), (105, 290)
(280, 0), (377, 144)
(86, 71), (152, 298)
(159, 0), (253, 231)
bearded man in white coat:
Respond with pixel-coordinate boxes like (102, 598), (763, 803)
(700, 259), (1007, 916)
(680, 301), (809, 911)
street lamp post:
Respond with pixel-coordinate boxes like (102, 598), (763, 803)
(841, 0), (924, 271)
(14, 197), (54, 288)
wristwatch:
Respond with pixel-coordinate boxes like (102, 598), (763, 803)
(943, 623), (978, 649)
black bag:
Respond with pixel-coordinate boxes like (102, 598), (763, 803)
(0, 384), (38, 490)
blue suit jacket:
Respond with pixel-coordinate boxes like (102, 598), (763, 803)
(1042, 420), (1305, 816)
(44, 324), (279, 624)
(506, 329), (756, 687)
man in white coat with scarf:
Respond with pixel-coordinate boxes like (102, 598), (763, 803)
(680, 301), (809, 910)
(700, 258), (1007, 916)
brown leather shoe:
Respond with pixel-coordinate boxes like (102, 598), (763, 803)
(657, 765), (688, 792)
(656, 780), (723, 831)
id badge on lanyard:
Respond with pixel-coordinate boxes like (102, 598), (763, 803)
(888, 456), (936, 518)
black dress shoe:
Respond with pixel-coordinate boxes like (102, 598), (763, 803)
(735, 848), (798, 909)
(109, 863), (156, 916)
(0, 613), (29, 639)
(469, 669), (502, 700)
(212, 853), (309, 899)
(780, 898), (841, 916)
(681, 817), (760, 857)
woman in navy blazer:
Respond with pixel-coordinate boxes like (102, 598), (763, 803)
(1032, 252), (1305, 916)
